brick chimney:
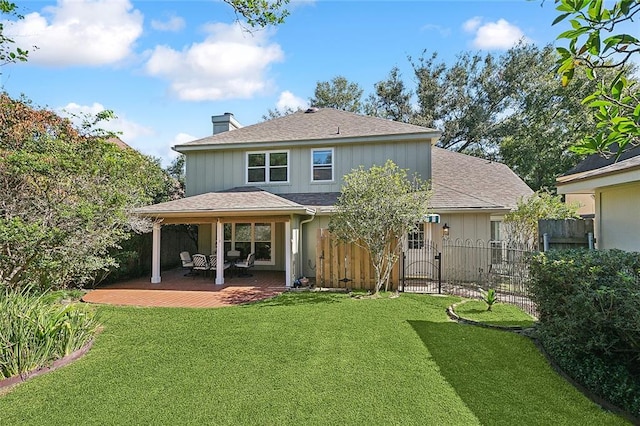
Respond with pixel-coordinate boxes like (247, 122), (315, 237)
(211, 112), (242, 135)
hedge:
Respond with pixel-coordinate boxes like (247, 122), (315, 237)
(529, 249), (640, 417)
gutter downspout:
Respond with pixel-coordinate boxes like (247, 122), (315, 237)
(298, 209), (317, 277)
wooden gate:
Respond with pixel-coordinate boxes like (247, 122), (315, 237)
(315, 228), (400, 291)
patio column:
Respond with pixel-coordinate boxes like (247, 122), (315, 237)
(151, 222), (161, 284)
(215, 219), (225, 285)
(285, 220), (292, 287)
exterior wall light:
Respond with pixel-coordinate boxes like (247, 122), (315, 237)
(442, 223), (450, 238)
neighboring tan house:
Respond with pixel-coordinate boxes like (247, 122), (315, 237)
(557, 146), (640, 252)
(136, 108), (532, 286)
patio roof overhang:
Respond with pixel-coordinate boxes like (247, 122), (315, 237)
(134, 189), (316, 224)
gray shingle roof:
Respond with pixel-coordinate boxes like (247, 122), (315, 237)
(278, 192), (340, 207)
(563, 144), (640, 176)
(176, 108), (439, 148)
(431, 147), (533, 210)
(559, 154), (640, 184)
(134, 189), (308, 215)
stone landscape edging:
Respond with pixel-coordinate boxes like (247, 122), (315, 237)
(0, 339), (94, 390)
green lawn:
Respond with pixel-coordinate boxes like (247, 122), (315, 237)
(454, 299), (537, 328)
(0, 292), (627, 425)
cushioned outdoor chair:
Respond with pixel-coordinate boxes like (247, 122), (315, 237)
(191, 254), (210, 278)
(235, 252), (255, 277)
(209, 254), (231, 278)
(180, 251), (195, 276)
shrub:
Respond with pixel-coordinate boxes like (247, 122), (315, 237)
(0, 287), (100, 379)
(529, 249), (640, 416)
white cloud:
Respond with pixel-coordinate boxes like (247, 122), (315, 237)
(144, 22), (284, 101)
(3, 0), (143, 67)
(420, 24), (451, 37)
(276, 91), (308, 111)
(465, 18), (528, 50)
(59, 102), (153, 142)
(462, 16), (482, 33)
(172, 132), (196, 146)
(151, 15), (185, 32)
(154, 133), (196, 166)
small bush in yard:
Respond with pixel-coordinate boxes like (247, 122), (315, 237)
(0, 287), (100, 380)
(479, 288), (498, 311)
(529, 249), (640, 417)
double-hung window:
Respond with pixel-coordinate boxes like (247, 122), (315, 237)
(311, 148), (334, 182)
(247, 151), (289, 184)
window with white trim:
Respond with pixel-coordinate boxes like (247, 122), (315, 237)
(311, 148), (334, 182)
(247, 151), (289, 184)
(224, 222), (274, 265)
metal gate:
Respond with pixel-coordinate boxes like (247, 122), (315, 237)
(401, 238), (536, 317)
(401, 239), (441, 293)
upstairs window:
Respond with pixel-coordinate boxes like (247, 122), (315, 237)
(247, 151), (289, 184)
(312, 148), (334, 181)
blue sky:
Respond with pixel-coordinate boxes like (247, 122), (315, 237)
(1, 0), (564, 165)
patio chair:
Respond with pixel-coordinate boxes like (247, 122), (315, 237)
(209, 254), (231, 278)
(235, 252), (255, 277)
(191, 254), (210, 278)
(180, 251), (195, 276)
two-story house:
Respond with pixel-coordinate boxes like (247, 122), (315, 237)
(136, 108), (532, 287)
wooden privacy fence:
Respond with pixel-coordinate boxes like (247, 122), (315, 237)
(538, 218), (594, 251)
(315, 228), (401, 291)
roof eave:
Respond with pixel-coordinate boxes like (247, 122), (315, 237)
(557, 165), (640, 194)
(173, 132), (441, 153)
(135, 206), (314, 217)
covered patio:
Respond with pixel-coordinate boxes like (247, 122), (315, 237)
(134, 188), (317, 288)
(82, 268), (287, 308)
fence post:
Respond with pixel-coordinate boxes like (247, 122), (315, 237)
(435, 252), (442, 294)
(543, 233), (550, 252)
(401, 252), (405, 292)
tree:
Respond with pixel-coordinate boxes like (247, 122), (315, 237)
(329, 160), (431, 295)
(364, 66), (413, 123)
(0, 94), (176, 290)
(496, 44), (621, 191)
(224, 0), (289, 28)
(166, 154), (186, 195)
(261, 106), (301, 121)
(553, 0), (640, 158)
(309, 76), (364, 113)
(411, 51), (509, 155)
(0, 1), (29, 66)
(502, 190), (580, 249)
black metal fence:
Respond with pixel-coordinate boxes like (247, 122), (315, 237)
(401, 238), (537, 317)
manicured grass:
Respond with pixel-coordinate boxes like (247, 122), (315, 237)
(0, 292), (627, 425)
(454, 300), (537, 328)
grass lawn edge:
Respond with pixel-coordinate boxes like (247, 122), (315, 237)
(448, 300), (640, 424)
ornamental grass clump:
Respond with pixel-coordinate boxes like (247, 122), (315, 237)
(0, 287), (100, 379)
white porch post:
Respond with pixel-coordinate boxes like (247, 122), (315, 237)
(151, 222), (161, 284)
(215, 219), (225, 285)
(285, 220), (292, 287)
